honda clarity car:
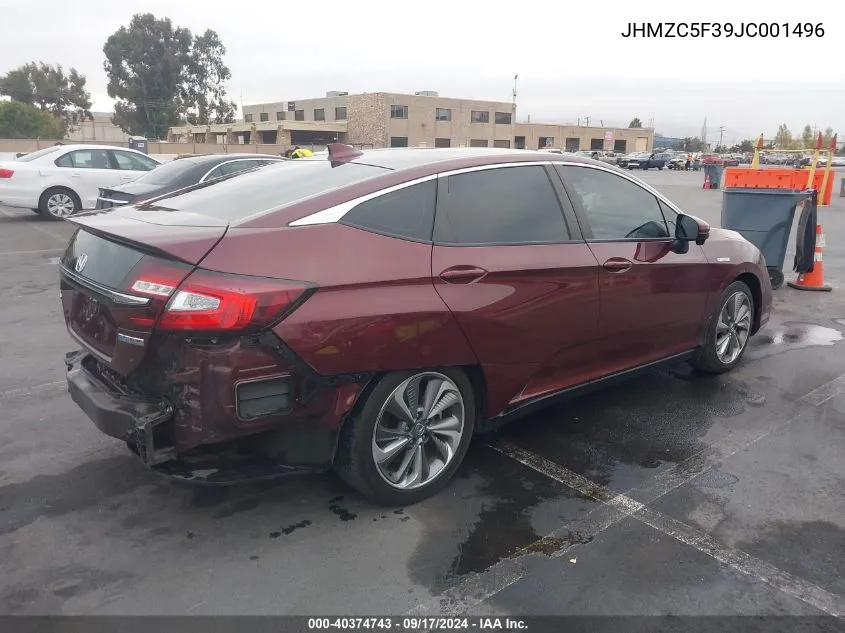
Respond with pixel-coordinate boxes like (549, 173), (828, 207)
(96, 153), (287, 209)
(60, 144), (772, 506)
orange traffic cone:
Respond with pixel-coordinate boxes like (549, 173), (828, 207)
(703, 173), (711, 189)
(788, 224), (832, 292)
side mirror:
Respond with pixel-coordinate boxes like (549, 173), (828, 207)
(674, 214), (710, 253)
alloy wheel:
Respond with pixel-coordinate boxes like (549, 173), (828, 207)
(716, 291), (752, 364)
(46, 193), (76, 218)
(371, 372), (465, 490)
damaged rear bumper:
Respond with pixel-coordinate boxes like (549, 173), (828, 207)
(65, 350), (177, 466)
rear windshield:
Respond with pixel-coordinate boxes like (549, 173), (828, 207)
(15, 146), (62, 162)
(132, 159), (204, 185)
(143, 159), (388, 222)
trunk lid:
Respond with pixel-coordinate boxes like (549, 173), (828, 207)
(60, 210), (228, 375)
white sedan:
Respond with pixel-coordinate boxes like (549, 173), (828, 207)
(0, 144), (161, 220)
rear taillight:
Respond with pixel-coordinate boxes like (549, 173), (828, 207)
(157, 269), (312, 332)
(0, 168), (14, 178)
(121, 258), (312, 333)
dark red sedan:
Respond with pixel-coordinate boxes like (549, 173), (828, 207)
(60, 144), (772, 505)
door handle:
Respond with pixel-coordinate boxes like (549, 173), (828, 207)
(439, 266), (488, 284)
(602, 258), (633, 273)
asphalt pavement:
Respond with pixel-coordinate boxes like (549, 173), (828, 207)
(1, 168), (845, 620)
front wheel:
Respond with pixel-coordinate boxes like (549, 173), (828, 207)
(690, 281), (754, 374)
(334, 369), (475, 506)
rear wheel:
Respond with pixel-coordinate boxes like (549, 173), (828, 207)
(334, 368), (475, 506)
(690, 281), (754, 374)
(39, 188), (80, 220)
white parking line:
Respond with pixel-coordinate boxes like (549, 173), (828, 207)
(0, 207), (70, 244)
(501, 443), (845, 618)
(0, 248), (64, 257)
(0, 381), (65, 400)
(409, 371), (845, 617)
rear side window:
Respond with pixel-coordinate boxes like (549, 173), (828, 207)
(435, 166), (570, 245)
(146, 160), (386, 222)
(111, 150), (159, 171)
(56, 149), (112, 169)
(341, 180), (436, 242)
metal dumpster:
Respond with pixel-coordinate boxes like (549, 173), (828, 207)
(703, 163), (724, 189)
(721, 188), (811, 288)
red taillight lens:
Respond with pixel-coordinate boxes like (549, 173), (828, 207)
(157, 269), (312, 332)
(122, 257), (194, 328)
(0, 168), (14, 178)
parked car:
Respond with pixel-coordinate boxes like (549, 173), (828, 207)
(667, 155), (689, 170)
(96, 154), (288, 209)
(831, 156), (845, 167)
(626, 152), (666, 170)
(60, 144), (772, 505)
(0, 144), (161, 219)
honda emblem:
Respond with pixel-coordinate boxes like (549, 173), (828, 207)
(75, 253), (88, 273)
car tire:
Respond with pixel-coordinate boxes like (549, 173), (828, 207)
(690, 280), (754, 374)
(39, 187), (80, 220)
(334, 368), (476, 506)
(658, 165), (664, 170)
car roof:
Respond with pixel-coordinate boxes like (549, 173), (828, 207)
(172, 153), (284, 166)
(324, 147), (597, 173)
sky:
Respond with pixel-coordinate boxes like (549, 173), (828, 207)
(1, 0), (842, 145)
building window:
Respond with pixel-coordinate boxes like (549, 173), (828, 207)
(287, 102), (296, 111)
(295, 110), (304, 121)
(493, 140), (510, 148)
(335, 106), (347, 120)
(565, 138), (580, 152)
(614, 139), (627, 153)
(471, 110), (490, 124)
(259, 112), (269, 122)
(244, 114), (253, 123)
(314, 108), (325, 121)
(470, 139), (488, 147)
(390, 105), (408, 119)
(538, 136), (555, 148)
(390, 136), (409, 147)
(590, 138), (603, 150)
(276, 111), (285, 120)
(435, 137), (451, 148)
(435, 108), (451, 122)
(495, 112), (512, 125)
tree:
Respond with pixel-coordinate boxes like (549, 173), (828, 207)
(737, 139), (755, 153)
(822, 127), (835, 147)
(628, 118), (642, 128)
(681, 137), (706, 152)
(103, 14), (236, 138)
(0, 100), (63, 138)
(801, 125), (814, 148)
(774, 124), (793, 149)
(0, 62), (92, 135)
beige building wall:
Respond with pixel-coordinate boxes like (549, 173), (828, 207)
(243, 95), (350, 124)
(515, 123), (653, 153)
(66, 112), (130, 143)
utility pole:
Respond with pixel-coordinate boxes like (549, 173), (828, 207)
(718, 126), (726, 149)
(584, 116), (591, 127)
(512, 74), (518, 106)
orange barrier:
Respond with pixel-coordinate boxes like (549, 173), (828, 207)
(723, 168), (834, 206)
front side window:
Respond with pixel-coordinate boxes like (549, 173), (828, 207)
(55, 149), (112, 169)
(341, 180), (436, 242)
(558, 165), (670, 240)
(436, 166), (570, 245)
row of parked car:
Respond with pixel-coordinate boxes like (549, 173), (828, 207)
(0, 144), (288, 220)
